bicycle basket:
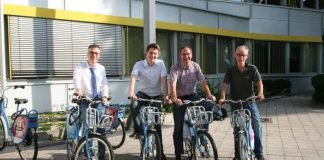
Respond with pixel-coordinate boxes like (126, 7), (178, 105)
(141, 106), (164, 125)
(186, 106), (209, 125)
(86, 108), (100, 128)
(231, 109), (250, 128)
(98, 114), (113, 128)
(27, 110), (38, 128)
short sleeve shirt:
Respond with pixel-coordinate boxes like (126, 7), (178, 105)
(170, 62), (205, 97)
(224, 63), (261, 101)
(131, 59), (167, 97)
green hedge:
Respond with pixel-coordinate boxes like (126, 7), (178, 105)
(311, 74), (324, 103)
(263, 79), (291, 96)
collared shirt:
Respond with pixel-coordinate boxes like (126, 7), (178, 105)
(73, 61), (109, 99)
(131, 59), (167, 97)
(170, 62), (205, 97)
(224, 63), (261, 101)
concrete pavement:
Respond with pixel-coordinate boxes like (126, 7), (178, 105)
(1, 94), (324, 160)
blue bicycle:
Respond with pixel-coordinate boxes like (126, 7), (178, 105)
(0, 86), (39, 160)
(182, 99), (218, 160)
(135, 98), (164, 160)
(105, 102), (126, 149)
(66, 95), (114, 160)
(223, 96), (258, 160)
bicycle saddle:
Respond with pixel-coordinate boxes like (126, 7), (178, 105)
(14, 98), (28, 104)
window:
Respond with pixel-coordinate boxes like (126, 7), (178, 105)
(202, 35), (216, 74)
(253, 40), (268, 73)
(270, 41), (285, 73)
(218, 36), (232, 73)
(234, 38), (246, 48)
(9, 16), (122, 79)
(304, 43), (318, 72)
(303, 0), (316, 9)
(127, 27), (144, 75)
(289, 42), (303, 73)
(157, 30), (172, 72)
(177, 32), (196, 61)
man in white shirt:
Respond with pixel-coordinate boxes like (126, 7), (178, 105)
(129, 43), (169, 160)
(73, 44), (109, 159)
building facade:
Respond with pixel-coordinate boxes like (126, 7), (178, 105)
(1, 0), (323, 114)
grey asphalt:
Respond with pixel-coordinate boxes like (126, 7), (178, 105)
(1, 94), (324, 160)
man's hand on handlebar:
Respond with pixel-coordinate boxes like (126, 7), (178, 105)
(218, 98), (225, 105)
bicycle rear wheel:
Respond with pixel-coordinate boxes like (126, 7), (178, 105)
(193, 131), (218, 160)
(106, 118), (126, 149)
(73, 134), (114, 160)
(0, 118), (5, 151)
(238, 133), (248, 160)
(140, 131), (161, 160)
(15, 128), (38, 160)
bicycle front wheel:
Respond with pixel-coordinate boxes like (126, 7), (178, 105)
(106, 118), (126, 149)
(15, 128), (38, 160)
(183, 137), (194, 159)
(140, 131), (161, 160)
(73, 134), (114, 160)
(193, 131), (218, 160)
(0, 118), (5, 151)
(67, 139), (77, 160)
(238, 133), (248, 160)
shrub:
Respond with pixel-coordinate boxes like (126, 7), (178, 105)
(311, 74), (324, 103)
(196, 79), (221, 101)
(263, 79), (291, 96)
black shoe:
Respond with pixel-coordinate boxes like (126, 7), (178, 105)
(256, 155), (265, 160)
(129, 132), (137, 138)
(232, 157), (238, 160)
(175, 154), (181, 160)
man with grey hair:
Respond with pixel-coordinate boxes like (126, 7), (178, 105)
(219, 45), (265, 160)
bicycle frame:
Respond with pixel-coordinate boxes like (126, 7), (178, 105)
(1, 97), (38, 145)
(183, 105), (213, 155)
(225, 96), (258, 160)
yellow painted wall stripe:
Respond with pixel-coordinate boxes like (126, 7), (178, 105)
(4, 4), (322, 43)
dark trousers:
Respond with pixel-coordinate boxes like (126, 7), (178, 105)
(172, 93), (214, 156)
(130, 91), (164, 153)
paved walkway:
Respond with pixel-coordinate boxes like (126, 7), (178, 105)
(1, 94), (324, 160)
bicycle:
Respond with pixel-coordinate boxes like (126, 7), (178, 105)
(0, 86), (38, 160)
(105, 102), (126, 149)
(66, 94), (114, 160)
(132, 97), (164, 160)
(223, 96), (258, 160)
(182, 98), (218, 160)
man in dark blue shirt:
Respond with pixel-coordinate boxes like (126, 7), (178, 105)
(219, 45), (265, 160)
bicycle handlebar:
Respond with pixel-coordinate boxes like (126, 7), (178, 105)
(128, 97), (163, 104)
(182, 98), (213, 105)
(223, 96), (258, 104)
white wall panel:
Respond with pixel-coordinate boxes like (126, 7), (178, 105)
(290, 9), (322, 23)
(207, 1), (250, 18)
(251, 5), (288, 21)
(250, 19), (288, 35)
(156, 4), (180, 23)
(131, 0), (143, 18)
(290, 21), (322, 36)
(180, 8), (218, 28)
(219, 15), (249, 32)
(65, 0), (130, 17)
(158, 0), (207, 10)
(5, 0), (64, 10)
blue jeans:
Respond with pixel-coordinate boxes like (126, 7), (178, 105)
(80, 102), (107, 158)
(232, 102), (263, 156)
